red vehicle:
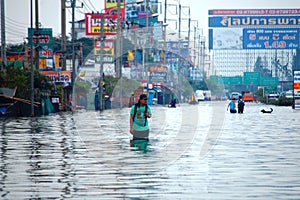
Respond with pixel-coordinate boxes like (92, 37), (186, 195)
(243, 91), (254, 102)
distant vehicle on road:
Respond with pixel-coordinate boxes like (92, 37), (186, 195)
(268, 93), (279, 100)
(285, 90), (294, 99)
(195, 90), (205, 101)
(243, 91), (254, 102)
(230, 92), (242, 100)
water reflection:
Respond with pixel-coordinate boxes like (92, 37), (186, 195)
(0, 102), (300, 199)
(130, 139), (150, 154)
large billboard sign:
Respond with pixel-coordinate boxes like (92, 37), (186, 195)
(104, 0), (125, 20)
(209, 9), (300, 16)
(28, 28), (53, 59)
(209, 9), (300, 50)
(85, 13), (119, 36)
(125, 0), (158, 26)
(209, 16), (300, 28)
(243, 28), (299, 49)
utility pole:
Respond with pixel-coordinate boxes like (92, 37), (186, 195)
(178, 4), (181, 39)
(35, 0), (39, 70)
(61, 0), (67, 70)
(30, 0), (35, 116)
(69, 0), (83, 87)
(71, 0), (76, 87)
(1, 0), (6, 70)
(99, 13), (105, 111)
(116, 0), (121, 78)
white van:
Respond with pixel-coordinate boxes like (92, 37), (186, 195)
(195, 90), (205, 101)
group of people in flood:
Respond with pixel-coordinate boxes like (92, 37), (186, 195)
(227, 95), (245, 114)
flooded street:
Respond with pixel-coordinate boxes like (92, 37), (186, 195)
(1, 101), (300, 199)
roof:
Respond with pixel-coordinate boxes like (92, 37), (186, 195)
(0, 87), (16, 97)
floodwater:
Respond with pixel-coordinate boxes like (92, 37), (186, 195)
(1, 101), (300, 199)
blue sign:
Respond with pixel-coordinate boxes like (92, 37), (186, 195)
(166, 41), (189, 57)
(243, 28), (299, 49)
(209, 16), (300, 28)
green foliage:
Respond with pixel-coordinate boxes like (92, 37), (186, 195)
(75, 81), (90, 94)
(103, 76), (121, 95)
(259, 95), (293, 106)
(0, 64), (53, 99)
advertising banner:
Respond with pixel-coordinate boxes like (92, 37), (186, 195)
(209, 16), (300, 28)
(294, 70), (300, 90)
(104, 0), (125, 21)
(28, 28), (53, 59)
(243, 28), (299, 49)
(209, 9), (300, 16)
(166, 41), (189, 57)
(40, 71), (71, 84)
(209, 28), (243, 50)
(149, 72), (167, 83)
(294, 70), (300, 108)
(85, 13), (119, 36)
(94, 39), (114, 56)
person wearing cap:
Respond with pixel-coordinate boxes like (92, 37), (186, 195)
(130, 94), (152, 140)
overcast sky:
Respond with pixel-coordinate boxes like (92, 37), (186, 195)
(2, 0), (300, 44)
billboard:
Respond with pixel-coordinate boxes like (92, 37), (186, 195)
(209, 9), (300, 16)
(294, 70), (300, 90)
(125, 0), (158, 26)
(209, 27), (300, 50)
(85, 13), (119, 36)
(28, 28), (53, 59)
(40, 71), (71, 84)
(209, 16), (300, 28)
(243, 28), (299, 49)
(209, 28), (243, 49)
(94, 39), (114, 56)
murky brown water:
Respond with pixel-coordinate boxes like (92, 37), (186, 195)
(1, 101), (300, 199)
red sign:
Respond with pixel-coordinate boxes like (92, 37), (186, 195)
(85, 12), (122, 36)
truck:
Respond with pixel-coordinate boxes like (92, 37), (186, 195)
(243, 91), (254, 102)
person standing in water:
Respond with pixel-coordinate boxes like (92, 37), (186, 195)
(130, 94), (152, 140)
(237, 95), (245, 114)
(227, 98), (237, 113)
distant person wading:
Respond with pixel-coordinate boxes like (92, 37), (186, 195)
(227, 98), (237, 113)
